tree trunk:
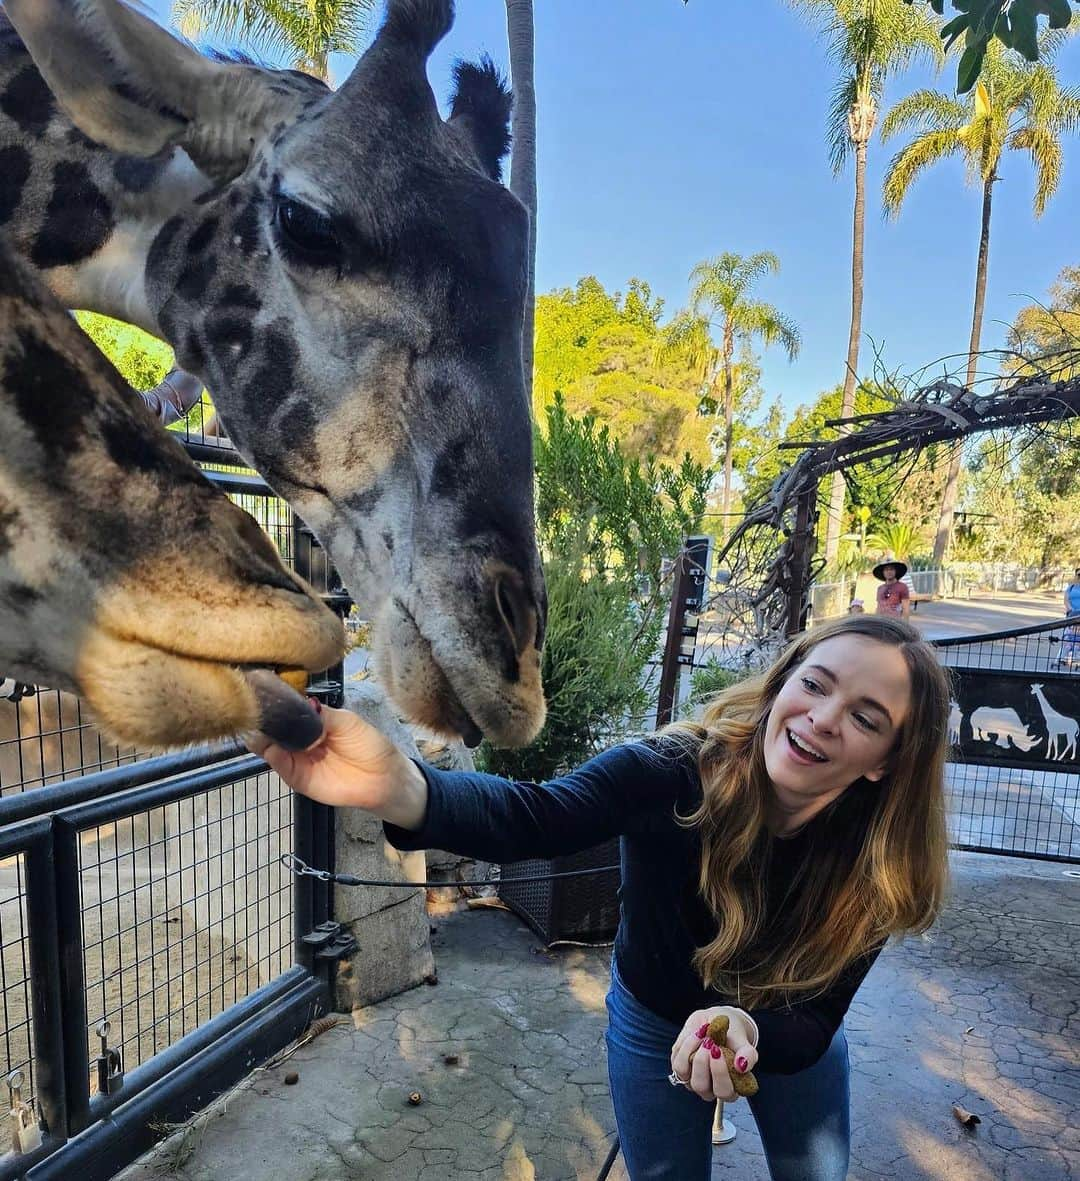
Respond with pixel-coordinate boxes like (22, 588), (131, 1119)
(824, 134), (869, 566)
(721, 322), (735, 535)
(933, 175), (994, 565)
(505, 0), (537, 411)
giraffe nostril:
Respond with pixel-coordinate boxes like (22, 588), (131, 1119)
(494, 574), (535, 660)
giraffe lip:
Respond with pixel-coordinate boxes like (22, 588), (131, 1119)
(393, 598), (484, 747)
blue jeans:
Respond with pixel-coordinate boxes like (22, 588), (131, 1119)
(605, 961), (850, 1180)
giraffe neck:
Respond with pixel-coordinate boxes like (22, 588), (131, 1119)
(0, 22), (212, 334)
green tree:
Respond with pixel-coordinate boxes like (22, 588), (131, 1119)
(1009, 262), (1080, 377)
(882, 33), (1080, 562)
(789, 0), (942, 566)
(75, 312), (174, 391)
(172, 0), (375, 80)
(661, 252), (800, 533)
(907, 0), (1077, 90)
(534, 277), (712, 465)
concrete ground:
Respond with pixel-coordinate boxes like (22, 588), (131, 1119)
(120, 850), (1079, 1181)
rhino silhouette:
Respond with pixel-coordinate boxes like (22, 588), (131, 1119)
(969, 706), (1042, 752)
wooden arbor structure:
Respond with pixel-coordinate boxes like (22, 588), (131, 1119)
(707, 362), (1080, 666)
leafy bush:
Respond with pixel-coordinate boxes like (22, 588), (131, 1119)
(478, 396), (710, 780)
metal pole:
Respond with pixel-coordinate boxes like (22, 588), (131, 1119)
(656, 536), (712, 727)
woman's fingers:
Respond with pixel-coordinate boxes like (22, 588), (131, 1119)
(689, 1039), (720, 1100)
(707, 1043), (736, 1102)
(731, 1037), (758, 1077)
(670, 1014), (707, 1082)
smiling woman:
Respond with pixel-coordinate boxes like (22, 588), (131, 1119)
(250, 613), (951, 1181)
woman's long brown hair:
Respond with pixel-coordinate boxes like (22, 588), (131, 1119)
(665, 616), (950, 1009)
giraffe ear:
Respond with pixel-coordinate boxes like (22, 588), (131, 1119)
(447, 58), (513, 182)
(4, 0), (296, 181)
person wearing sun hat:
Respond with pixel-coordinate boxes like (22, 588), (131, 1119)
(873, 559), (910, 619)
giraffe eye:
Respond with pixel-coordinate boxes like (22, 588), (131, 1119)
(275, 197), (343, 271)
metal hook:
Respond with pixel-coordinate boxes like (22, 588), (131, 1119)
(280, 853), (331, 882)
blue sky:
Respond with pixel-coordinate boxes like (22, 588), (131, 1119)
(146, 0), (1080, 417)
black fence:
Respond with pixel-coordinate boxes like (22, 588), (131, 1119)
(936, 616), (1080, 863)
(0, 436), (350, 1179)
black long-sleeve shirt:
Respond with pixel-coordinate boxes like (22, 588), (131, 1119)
(384, 740), (883, 1074)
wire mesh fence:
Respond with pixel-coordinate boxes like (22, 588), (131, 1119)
(77, 767), (294, 1089)
(0, 854), (33, 1156)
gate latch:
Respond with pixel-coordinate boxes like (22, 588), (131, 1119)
(7, 1069), (42, 1154)
(95, 1021), (124, 1096)
(302, 920), (358, 962)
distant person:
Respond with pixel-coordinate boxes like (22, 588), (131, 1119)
(848, 599), (865, 615)
(1056, 568), (1080, 669)
(873, 561), (910, 620)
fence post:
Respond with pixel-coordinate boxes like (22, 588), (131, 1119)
(656, 536), (712, 728)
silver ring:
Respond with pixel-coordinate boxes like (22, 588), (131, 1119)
(668, 1070), (689, 1088)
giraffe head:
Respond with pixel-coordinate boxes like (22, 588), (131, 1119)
(0, 239), (344, 750)
(3, 0), (546, 747)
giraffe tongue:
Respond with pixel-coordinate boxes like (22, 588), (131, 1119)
(242, 668), (324, 751)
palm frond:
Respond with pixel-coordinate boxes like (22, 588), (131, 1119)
(882, 129), (963, 214)
(880, 88), (967, 141)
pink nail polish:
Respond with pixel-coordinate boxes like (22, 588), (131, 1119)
(735, 1055), (748, 1073)
(307, 696), (323, 714)
(695, 1024), (709, 1040)
(702, 1038), (714, 1051)
(710, 1045), (722, 1060)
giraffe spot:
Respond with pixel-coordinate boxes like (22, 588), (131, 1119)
(7, 584), (41, 610)
(279, 402), (318, 466)
(346, 485), (382, 515)
(381, 530), (394, 554)
(6, 328), (95, 459)
(176, 257), (216, 302)
(0, 503), (20, 559)
(186, 218), (219, 255)
(0, 65), (54, 137)
(232, 196), (263, 255)
(147, 215), (184, 275)
(426, 378), (454, 407)
(206, 314), (254, 365)
(258, 161), (269, 180)
(113, 154), (162, 193)
(241, 329), (295, 419)
(31, 162), (113, 269)
(100, 410), (168, 475)
(0, 145), (30, 227)
(219, 284), (261, 310)
(430, 435), (472, 499)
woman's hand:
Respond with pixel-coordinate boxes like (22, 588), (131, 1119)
(670, 1006), (759, 1103)
(245, 704), (429, 830)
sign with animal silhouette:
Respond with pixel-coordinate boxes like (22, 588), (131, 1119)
(948, 671), (1080, 773)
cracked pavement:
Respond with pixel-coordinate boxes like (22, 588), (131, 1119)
(119, 851), (1079, 1180)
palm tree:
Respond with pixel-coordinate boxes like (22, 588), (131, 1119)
(882, 32), (1080, 563)
(505, 0), (537, 406)
(789, 0), (942, 564)
(662, 252), (800, 532)
(172, 0), (375, 82)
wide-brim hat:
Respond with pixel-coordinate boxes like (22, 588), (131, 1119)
(872, 559), (908, 581)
